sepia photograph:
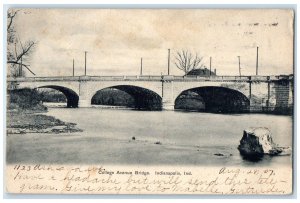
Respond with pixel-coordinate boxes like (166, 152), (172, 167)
(5, 8), (294, 195)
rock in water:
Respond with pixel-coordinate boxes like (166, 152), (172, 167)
(238, 127), (290, 159)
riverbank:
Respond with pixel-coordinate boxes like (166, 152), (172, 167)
(7, 111), (82, 135)
(7, 88), (82, 135)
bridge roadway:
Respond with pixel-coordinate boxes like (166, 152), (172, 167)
(7, 75), (294, 113)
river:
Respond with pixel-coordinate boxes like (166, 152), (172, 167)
(7, 107), (293, 166)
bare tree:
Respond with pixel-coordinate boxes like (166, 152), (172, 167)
(174, 50), (204, 75)
(7, 9), (36, 77)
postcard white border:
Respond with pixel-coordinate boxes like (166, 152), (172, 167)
(1, 0), (299, 202)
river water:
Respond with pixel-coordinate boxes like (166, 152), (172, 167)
(7, 107), (293, 166)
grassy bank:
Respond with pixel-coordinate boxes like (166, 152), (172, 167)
(7, 88), (82, 135)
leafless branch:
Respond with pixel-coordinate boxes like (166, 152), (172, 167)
(14, 42), (18, 58)
(7, 10), (36, 77)
(174, 50), (205, 75)
(18, 35), (25, 51)
(16, 41), (35, 62)
(7, 61), (36, 75)
(7, 10), (19, 31)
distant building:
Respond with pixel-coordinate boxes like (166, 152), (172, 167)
(187, 67), (216, 77)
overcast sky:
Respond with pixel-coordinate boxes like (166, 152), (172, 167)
(11, 9), (294, 77)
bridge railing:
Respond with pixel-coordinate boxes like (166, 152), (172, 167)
(139, 75), (163, 80)
(7, 76), (82, 82)
(7, 74), (293, 82)
(173, 75), (251, 81)
(89, 75), (163, 80)
(89, 76), (125, 80)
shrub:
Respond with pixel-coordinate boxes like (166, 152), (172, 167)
(8, 88), (47, 111)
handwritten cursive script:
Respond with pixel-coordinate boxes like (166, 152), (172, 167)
(6, 165), (292, 195)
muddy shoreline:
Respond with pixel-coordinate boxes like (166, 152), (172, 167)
(7, 110), (82, 135)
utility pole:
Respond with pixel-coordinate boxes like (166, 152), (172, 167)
(19, 56), (23, 77)
(209, 56), (212, 76)
(238, 56), (241, 78)
(72, 59), (75, 76)
(167, 49), (170, 75)
(256, 46), (259, 75)
(140, 57), (143, 75)
(84, 51), (87, 76)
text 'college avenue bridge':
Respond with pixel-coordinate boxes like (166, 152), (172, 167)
(7, 74), (293, 113)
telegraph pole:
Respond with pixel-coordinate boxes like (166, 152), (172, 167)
(140, 57), (143, 75)
(256, 46), (259, 75)
(72, 59), (75, 76)
(84, 51), (87, 76)
(238, 56), (241, 78)
(209, 56), (212, 76)
(167, 49), (170, 75)
(20, 56), (23, 77)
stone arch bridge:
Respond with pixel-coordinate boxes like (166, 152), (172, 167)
(7, 75), (293, 113)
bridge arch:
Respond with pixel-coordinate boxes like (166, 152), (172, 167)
(91, 85), (162, 110)
(174, 86), (250, 113)
(37, 85), (79, 108)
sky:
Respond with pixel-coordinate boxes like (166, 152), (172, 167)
(11, 9), (294, 77)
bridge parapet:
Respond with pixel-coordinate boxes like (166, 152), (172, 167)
(7, 74), (293, 83)
(7, 76), (81, 82)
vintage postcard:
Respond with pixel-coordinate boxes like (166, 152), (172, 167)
(5, 8), (294, 195)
